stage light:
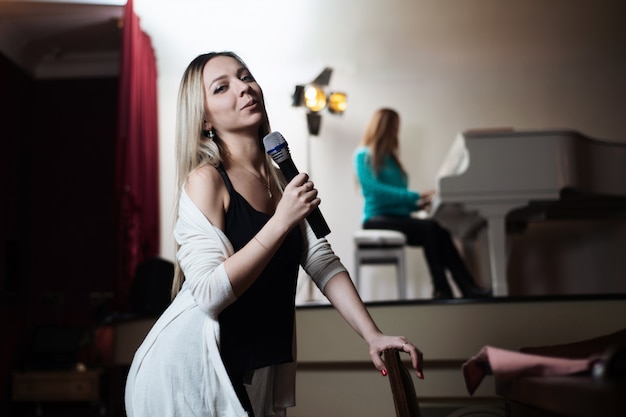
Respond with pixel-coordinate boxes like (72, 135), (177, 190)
(304, 84), (327, 113)
(292, 67), (347, 135)
(327, 91), (347, 114)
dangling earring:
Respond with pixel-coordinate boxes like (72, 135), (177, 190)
(204, 128), (215, 139)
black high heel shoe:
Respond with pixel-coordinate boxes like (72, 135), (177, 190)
(452, 271), (492, 299)
(461, 286), (492, 299)
(432, 288), (454, 299)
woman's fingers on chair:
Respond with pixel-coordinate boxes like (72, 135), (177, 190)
(401, 341), (425, 379)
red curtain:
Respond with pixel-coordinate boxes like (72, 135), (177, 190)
(115, 0), (160, 311)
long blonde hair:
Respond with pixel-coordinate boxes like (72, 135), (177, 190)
(171, 51), (275, 297)
(360, 108), (406, 176)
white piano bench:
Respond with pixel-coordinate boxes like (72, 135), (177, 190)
(353, 229), (407, 300)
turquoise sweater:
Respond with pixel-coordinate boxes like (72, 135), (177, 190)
(353, 146), (420, 223)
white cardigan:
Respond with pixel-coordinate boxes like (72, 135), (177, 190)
(125, 188), (346, 417)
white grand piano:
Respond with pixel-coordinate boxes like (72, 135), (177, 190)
(430, 129), (626, 296)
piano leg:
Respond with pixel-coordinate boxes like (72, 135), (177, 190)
(486, 214), (508, 296)
(474, 204), (518, 296)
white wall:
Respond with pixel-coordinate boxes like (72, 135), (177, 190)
(135, 0), (626, 301)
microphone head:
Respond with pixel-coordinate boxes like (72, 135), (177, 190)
(263, 131), (291, 163)
(263, 131), (287, 152)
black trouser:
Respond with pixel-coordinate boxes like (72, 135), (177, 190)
(363, 216), (476, 295)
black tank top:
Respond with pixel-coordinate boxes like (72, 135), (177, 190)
(217, 165), (303, 378)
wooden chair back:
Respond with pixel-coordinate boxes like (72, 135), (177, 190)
(384, 349), (422, 417)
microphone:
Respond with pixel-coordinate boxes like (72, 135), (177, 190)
(263, 131), (331, 238)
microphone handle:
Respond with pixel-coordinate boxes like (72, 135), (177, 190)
(278, 159), (331, 238)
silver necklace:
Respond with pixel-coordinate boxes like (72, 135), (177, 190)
(232, 161), (273, 199)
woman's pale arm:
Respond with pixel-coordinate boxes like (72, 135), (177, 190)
(323, 272), (424, 378)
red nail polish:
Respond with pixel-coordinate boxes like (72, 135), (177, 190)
(381, 369), (387, 376)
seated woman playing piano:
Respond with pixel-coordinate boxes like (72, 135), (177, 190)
(353, 108), (490, 299)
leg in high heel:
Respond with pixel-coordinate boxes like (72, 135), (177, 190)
(436, 223), (492, 298)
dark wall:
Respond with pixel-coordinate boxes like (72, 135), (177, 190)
(0, 53), (119, 414)
(1, 55), (32, 297)
(26, 76), (119, 327)
(0, 52), (33, 416)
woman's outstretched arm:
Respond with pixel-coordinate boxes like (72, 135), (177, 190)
(323, 271), (424, 379)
